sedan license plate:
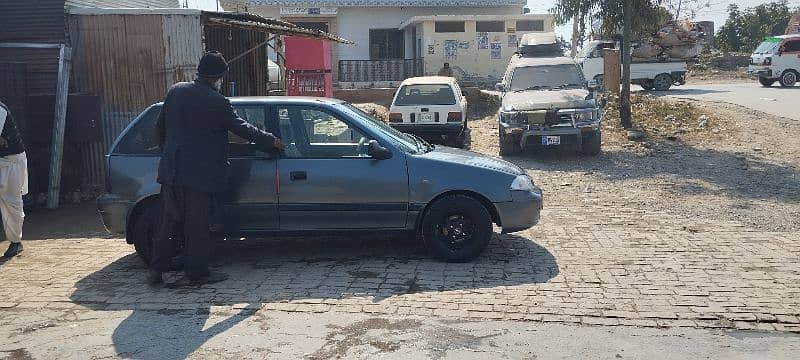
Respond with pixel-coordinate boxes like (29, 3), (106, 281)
(420, 113), (433, 122)
(541, 136), (561, 146)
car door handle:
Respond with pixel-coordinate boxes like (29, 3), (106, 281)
(290, 171), (307, 181)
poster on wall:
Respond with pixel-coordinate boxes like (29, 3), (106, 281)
(427, 45), (435, 55)
(477, 32), (489, 49)
(508, 34), (518, 48)
(490, 42), (502, 59)
(444, 40), (458, 60)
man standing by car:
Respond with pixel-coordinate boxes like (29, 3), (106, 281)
(438, 62), (454, 77)
(0, 100), (28, 258)
(148, 51), (285, 286)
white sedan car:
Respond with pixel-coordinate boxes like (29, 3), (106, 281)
(388, 76), (468, 148)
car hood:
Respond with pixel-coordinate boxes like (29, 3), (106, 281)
(420, 146), (525, 176)
(502, 88), (594, 111)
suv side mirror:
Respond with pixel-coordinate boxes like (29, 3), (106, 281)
(367, 140), (392, 160)
(495, 83), (506, 92)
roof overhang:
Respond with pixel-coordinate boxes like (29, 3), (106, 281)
(66, 7), (353, 44)
(399, 14), (552, 30)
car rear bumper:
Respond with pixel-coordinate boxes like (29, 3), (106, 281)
(495, 189), (543, 234)
(97, 193), (132, 235)
(390, 123), (464, 135)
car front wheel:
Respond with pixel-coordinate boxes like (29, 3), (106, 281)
(580, 130), (602, 156)
(759, 77), (776, 87)
(422, 195), (493, 263)
(653, 74), (673, 91)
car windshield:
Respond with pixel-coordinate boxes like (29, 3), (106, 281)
(339, 103), (421, 154)
(754, 38), (781, 54)
(393, 84), (456, 106)
(575, 42), (600, 58)
(509, 64), (585, 91)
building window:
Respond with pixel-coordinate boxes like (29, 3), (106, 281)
(435, 21), (465, 33)
(476, 21), (504, 33)
(516, 20), (545, 32)
(369, 29), (404, 59)
(293, 22), (330, 33)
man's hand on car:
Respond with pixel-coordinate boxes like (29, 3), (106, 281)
(274, 138), (286, 151)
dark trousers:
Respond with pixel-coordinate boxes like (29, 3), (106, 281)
(150, 184), (213, 279)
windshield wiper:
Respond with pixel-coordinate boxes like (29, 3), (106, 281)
(514, 85), (548, 92)
(555, 83), (581, 89)
(409, 133), (434, 153)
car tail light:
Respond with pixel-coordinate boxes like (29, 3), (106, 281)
(389, 112), (403, 123)
(447, 112), (462, 122)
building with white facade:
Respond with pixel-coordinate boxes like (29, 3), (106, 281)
(239, 0), (554, 86)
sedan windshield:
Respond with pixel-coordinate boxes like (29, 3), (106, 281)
(510, 64), (584, 91)
(393, 84), (456, 106)
(339, 104), (421, 154)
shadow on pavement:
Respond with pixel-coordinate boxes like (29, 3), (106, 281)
(69, 233), (559, 359)
(503, 139), (800, 204)
(643, 88), (727, 96)
(22, 203), (116, 241)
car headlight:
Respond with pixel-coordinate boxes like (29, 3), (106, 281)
(764, 57), (772, 66)
(500, 111), (524, 125)
(510, 174), (536, 191)
(571, 109), (599, 123)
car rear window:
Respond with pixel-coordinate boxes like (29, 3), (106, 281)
(114, 106), (161, 155)
(394, 84), (456, 106)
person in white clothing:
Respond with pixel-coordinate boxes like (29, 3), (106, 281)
(0, 100), (28, 258)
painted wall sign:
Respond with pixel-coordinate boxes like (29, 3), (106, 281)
(280, 7), (338, 16)
(490, 42), (502, 59)
(444, 40), (458, 60)
(427, 45), (435, 55)
(506, 27), (516, 33)
(477, 32), (489, 49)
(508, 34), (518, 48)
(458, 41), (470, 49)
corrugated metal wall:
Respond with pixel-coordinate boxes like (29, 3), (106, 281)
(0, 0), (66, 43)
(70, 13), (202, 188)
(66, 0), (178, 8)
(204, 25), (270, 97)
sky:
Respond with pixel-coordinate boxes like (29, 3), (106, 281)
(527, 0), (800, 42)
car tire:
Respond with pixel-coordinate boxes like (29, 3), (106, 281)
(640, 81), (655, 91)
(421, 195), (493, 263)
(759, 77), (776, 87)
(129, 201), (161, 265)
(653, 74), (673, 91)
(779, 70), (798, 87)
(580, 130), (602, 156)
(499, 128), (521, 156)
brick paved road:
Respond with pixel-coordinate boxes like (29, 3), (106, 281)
(1, 205), (798, 333)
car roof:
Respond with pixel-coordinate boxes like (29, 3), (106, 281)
(509, 56), (577, 67)
(400, 76), (458, 85)
(151, 96), (346, 107)
(774, 34), (800, 39)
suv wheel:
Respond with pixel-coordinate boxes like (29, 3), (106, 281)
(499, 129), (521, 156)
(640, 80), (655, 91)
(759, 77), (776, 87)
(421, 195), (493, 263)
(129, 201), (161, 265)
(580, 130), (602, 156)
(779, 71), (798, 87)
(653, 74), (673, 91)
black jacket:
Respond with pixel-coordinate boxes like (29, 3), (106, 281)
(156, 80), (277, 193)
(0, 100), (26, 157)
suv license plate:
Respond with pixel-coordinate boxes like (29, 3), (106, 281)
(542, 136), (561, 145)
(420, 113), (433, 122)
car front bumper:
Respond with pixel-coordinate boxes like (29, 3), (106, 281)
(747, 66), (772, 77)
(97, 193), (132, 235)
(502, 124), (597, 149)
(391, 123), (465, 136)
(495, 188), (543, 234)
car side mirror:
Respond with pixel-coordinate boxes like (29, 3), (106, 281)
(495, 83), (506, 92)
(367, 140), (392, 160)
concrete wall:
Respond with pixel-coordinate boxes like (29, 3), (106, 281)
(417, 15), (554, 82)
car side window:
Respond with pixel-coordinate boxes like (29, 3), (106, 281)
(277, 106), (369, 159)
(229, 105), (267, 157)
(783, 40), (800, 53)
(114, 106), (161, 155)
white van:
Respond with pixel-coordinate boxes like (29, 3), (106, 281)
(748, 34), (800, 87)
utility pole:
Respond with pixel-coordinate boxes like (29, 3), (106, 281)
(619, 0), (633, 129)
(571, 15), (580, 57)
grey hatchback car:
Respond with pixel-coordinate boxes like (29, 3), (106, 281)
(98, 97), (543, 262)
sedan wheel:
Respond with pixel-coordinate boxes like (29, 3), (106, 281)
(422, 195), (492, 262)
(130, 201), (161, 265)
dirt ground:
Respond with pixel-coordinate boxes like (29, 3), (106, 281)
(465, 99), (800, 233)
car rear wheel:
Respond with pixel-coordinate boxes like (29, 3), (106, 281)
(759, 77), (776, 87)
(422, 195), (492, 263)
(779, 71), (797, 87)
(129, 201), (161, 265)
(580, 130), (602, 156)
(653, 74), (673, 91)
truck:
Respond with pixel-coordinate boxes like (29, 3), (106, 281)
(575, 39), (688, 91)
(748, 34), (800, 88)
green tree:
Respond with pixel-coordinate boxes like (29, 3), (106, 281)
(716, 1), (794, 53)
(552, 0), (666, 129)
